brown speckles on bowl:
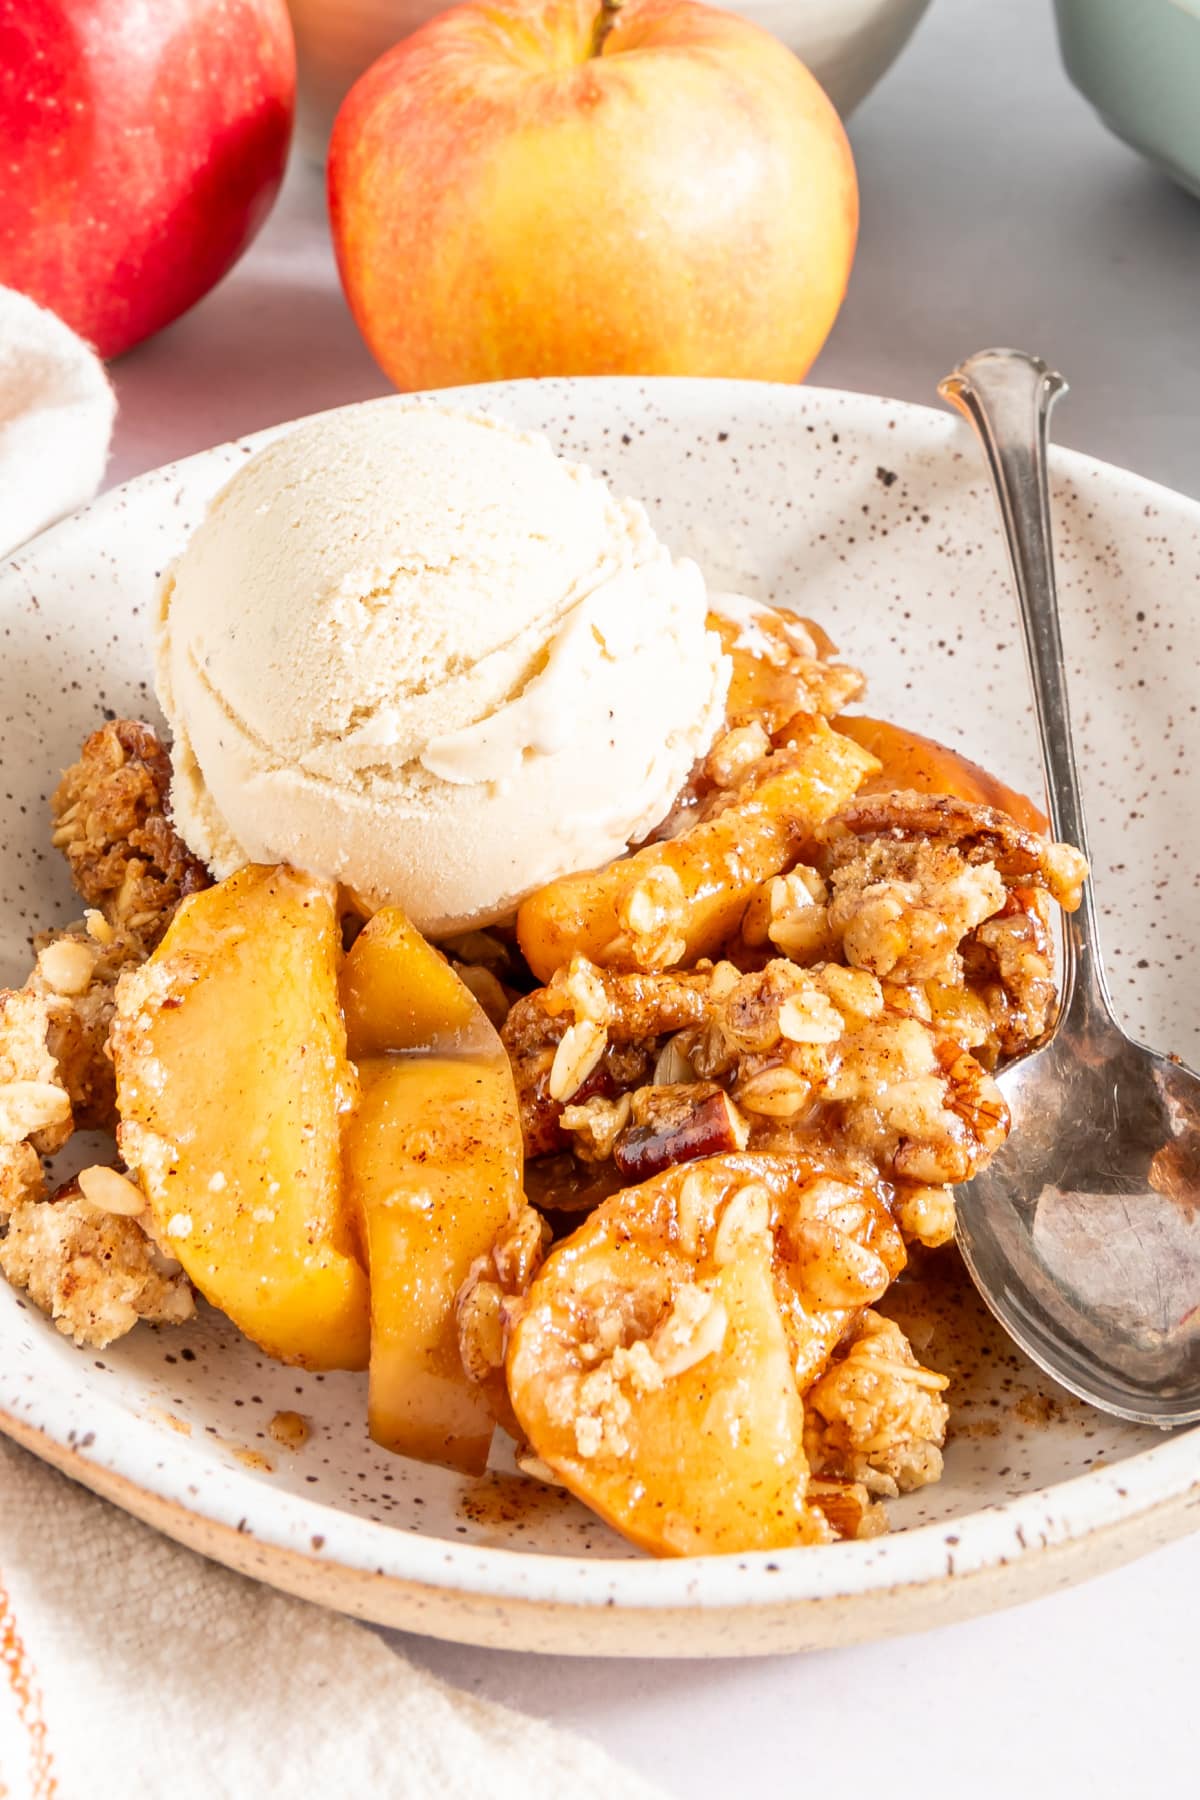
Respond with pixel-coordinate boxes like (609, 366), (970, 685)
(0, 380), (1196, 1655)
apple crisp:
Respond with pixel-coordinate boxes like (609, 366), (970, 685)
(490, 615), (1084, 1548)
(0, 604), (1086, 1556)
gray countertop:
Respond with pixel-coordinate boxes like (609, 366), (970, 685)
(818, 0), (1200, 497)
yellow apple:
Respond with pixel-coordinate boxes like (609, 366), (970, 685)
(341, 909), (526, 1473)
(328, 0), (857, 388)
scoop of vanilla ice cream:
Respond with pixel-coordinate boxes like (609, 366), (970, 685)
(156, 401), (729, 935)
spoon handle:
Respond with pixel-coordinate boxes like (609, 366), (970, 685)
(938, 347), (1113, 1028)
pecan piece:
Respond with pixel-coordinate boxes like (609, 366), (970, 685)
(614, 1083), (749, 1181)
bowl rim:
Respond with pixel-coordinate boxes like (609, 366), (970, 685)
(2, 374), (1197, 1625)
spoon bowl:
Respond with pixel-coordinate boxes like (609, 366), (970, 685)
(940, 348), (1200, 1428)
(959, 1022), (1200, 1426)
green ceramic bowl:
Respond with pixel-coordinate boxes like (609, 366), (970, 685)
(1055, 0), (1200, 198)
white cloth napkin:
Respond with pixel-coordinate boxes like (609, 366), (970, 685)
(0, 1436), (665, 1800)
(0, 287), (116, 559)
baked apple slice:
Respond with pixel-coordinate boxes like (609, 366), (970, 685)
(517, 717), (878, 982)
(340, 909), (526, 1474)
(835, 714), (1046, 831)
(712, 604), (864, 729)
(507, 1153), (853, 1555)
(112, 865), (369, 1370)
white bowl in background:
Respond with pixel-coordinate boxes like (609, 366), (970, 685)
(287, 0), (932, 159)
(738, 0), (932, 114)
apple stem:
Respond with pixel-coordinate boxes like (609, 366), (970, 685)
(589, 0), (622, 56)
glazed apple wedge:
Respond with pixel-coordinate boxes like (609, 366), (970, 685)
(835, 714), (1047, 831)
(340, 909), (526, 1474)
(112, 866), (370, 1370)
(507, 1156), (842, 1556)
(517, 717), (877, 982)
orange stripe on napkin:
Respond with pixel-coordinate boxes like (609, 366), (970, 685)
(0, 1571), (56, 1798)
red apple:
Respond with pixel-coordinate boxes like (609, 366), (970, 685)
(328, 0), (857, 390)
(0, 0), (296, 358)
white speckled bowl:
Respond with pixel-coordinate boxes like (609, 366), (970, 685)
(0, 378), (1197, 1655)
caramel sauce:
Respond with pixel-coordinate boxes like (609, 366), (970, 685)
(268, 1410), (312, 1451)
(457, 1470), (578, 1539)
(210, 1435), (275, 1473)
(878, 1248), (1086, 1435)
(230, 1445), (275, 1473)
(146, 1407), (192, 1436)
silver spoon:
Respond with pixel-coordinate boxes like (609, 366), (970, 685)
(938, 347), (1200, 1428)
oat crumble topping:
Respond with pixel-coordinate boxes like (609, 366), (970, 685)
(0, 605), (1090, 1554)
